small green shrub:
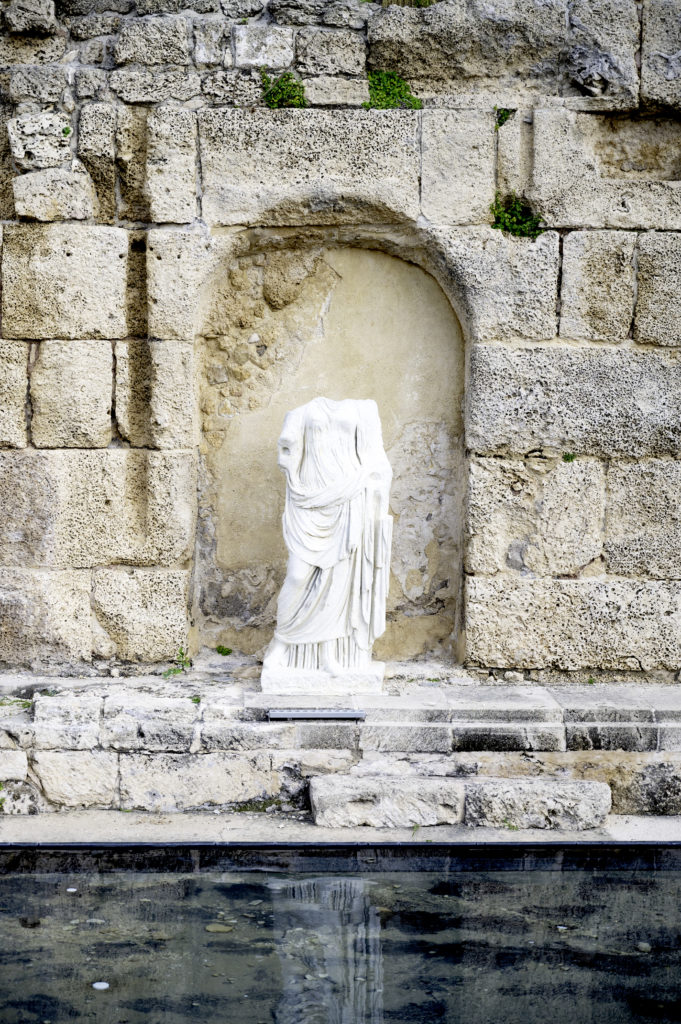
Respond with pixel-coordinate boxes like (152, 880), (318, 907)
(562, 452), (576, 462)
(494, 106), (514, 130)
(163, 646), (192, 679)
(490, 192), (544, 240)
(0, 782), (4, 812)
(363, 70), (422, 110)
(587, 676), (596, 685)
(260, 69), (307, 109)
(190, 695), (201, 705)
(216, 645), (232, 656)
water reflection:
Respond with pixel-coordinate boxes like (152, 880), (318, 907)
(269, 878), (383, 1024)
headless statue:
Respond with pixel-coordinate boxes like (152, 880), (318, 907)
(262, 397), (393, 693)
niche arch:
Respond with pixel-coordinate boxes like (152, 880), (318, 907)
(191, 229), (467, 663)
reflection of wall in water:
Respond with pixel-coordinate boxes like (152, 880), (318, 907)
(268, 877), (383, 1024)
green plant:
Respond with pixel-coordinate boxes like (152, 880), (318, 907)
(0, 697), (32, 710)
(234, 795), (283, 813)
(490, 191), (544, 240)
(363, 70), (422, 110)
(562, 452), (576, 462)
(503, 818), (520, 831)
(411, 823), (421, 837)
(163, 646), (192, 679)
(587, 676), (596, 685)
(260, 69), (307, 109)
(494, 106), (513, 130)
(216, 645), (232, 656)
(0, 782), (4, 812)
(62, 126), (71, 136)
(190, 695), (201, 705)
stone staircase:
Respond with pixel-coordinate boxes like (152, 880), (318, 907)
(1, 674), (680, 829)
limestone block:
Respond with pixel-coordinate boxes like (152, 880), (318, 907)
(102, 695), (199, 752)
(559, 231), (636, 343)
(0, 780), (52, 814)
(9, 66), (66, 102)
(137, 0), (217, 11)
(463, 779), (611, 830)
(201, 720), (297, 751)
(222, 0), (265, 15)
(295, 27), (365, 76)
(310, 775), (465, 828)
(199, 109), (420, 225)
(5, 0), (57, 34)
(7, 111), (72, 171)
(193, 18), (230, 66)
(77, 103), (116, 223)
(113, 16), (190, 65)
(451, 723), (566, 752)
(302, 76), (369, 106)
(92, 569), (189, 662)
(421, 111), (496, 225)
(146, 108), (197, 224)
(0, 570), (92, 668)
(0, 341), (29, 449)
(13, 164), (97, 222)
(635, 233), (681, 347)
(2, 224), (128, 340)
(201, 68), (261, 104)
(367, 0), (638, 107)
(115, 340), (196, 449)
(641, 0), (681, 108)
(233, 24), (294, 68)
(0, 750), (28, 781)
(436, 227), (559, 341)
(70, 12), (121, 37)
(110, 68), (202, 103)
(0, 105), (14, 221)
(30, 340), (112, 447)
(292, 722), (359, 750)
(467, 344), (681, 457)
(75, 70), (108, 100)
(609, 757), (681, 814)
(0, 35), (64, 65)
(115, 106), (149, 221)
(360, 724), (452, 753)
(119, 752), (277, 811)
(529, 108), (681, 229)
(0, 450), (196, 568)
(466, 457), (604, 576)
(566, 723), (659, 752)
(466, 577), (681, 670)
(32, 694), (102, 750)
(605, 460), (681, 579)
(32, 751), (117, 807)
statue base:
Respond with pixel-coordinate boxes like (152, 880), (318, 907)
(260, 663), (385, 696)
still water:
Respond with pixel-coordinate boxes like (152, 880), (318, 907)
(1, 845), (681, 1024)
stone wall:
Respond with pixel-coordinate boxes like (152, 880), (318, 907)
(1, 0), (680, 676)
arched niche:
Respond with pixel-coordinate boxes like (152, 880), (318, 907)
(194, 244), (465, 662)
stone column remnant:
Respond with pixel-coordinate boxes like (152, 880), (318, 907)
(261, 396), (393, 695)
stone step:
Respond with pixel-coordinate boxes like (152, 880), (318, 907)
(309, 775), (612, 831)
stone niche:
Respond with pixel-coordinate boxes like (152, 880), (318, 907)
(194, 246), (465, 662)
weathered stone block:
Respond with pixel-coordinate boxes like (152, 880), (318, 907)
(0, 750), (28, 781)
(293, 722), (360, 750)
(31, 751), (117, 807)
(0, 450), (196, 568)
(635, 232), (681, 347)
(9, 66), (66, 102)
(606, 460), (681, 579)
(0, 570), (92, 668)
(201, 720), (296, 751)
(92, 569), (189, 662)
(146, 108), (197, 224)
(0, 35), (64, 66)
(463, 778), (611, 830)
(5, 0), (57, 34)
(119, 752), (277, 811)
(2, 224), (128, 340)
(451, 723), (566, 752)
(436, 227), (559, 341)
(295, 27), (365, 76)
(566, 723), (659, 752)
(233, 23), (294, 68)
(559, 230), (636, 343)
(31, 340), (112, 448)
(447, 685), (563, 723)
(193, 18), (230, 66)
(75, 70), (108, 100)
(0, 341), (28, 449)
(102, 695), (199, 752)
(198, 109), (420, 225)
(114, 16), (190, 65)
(7, 111), (72, 171)
(302, 75), (369, 106)
(13, 164), (97, 222)
(530, 108), (681, 229)
(70, 12), (122, 38)
(421, 111), (495, 226)
(467, 344), (681, 457)
(115, 106), (149, 222)
(550, 685), (656, 723)
(359, 724), (452, 753)
(77, 103), (116, 223)
(110, 68), (202, 103)
(466, 456), (604, 576)
(641, 0), (681, 109)
(32, 694), (102, 750)
(310, 775), (465, 828)
(201, 68), (261, 104)
(115, 340), (196, 449)
(466, 577), (681, 671)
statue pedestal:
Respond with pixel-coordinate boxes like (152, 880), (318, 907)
(261, 663), (384, 695)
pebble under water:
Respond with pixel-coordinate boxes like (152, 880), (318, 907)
(1, 846), (681, 1024)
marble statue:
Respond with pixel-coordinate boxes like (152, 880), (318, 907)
(261, 397), (393, 694)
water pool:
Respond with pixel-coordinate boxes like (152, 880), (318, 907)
(1, 845), (680, 1024)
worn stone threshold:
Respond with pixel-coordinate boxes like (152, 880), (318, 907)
(2, 811), (681, 846)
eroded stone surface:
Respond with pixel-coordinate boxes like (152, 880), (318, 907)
(0, 570), (92, 669)
(32, 694), (102, 750)
(146, 107), (197, 224)
(119, 752), (277, 810)
(421, 111), (496, 226)
(641, 0), (681, 109)
(7, 111), (71, 171)
(310, 775), (465, 828)
(559, 230), (636, 343)
(635, 233), (681, 347)
(606, 460), (681, 579)
(13, 164), (97, 221)
(31, 750), (118, 806)
(115, 340), (196, 449)
(92, 569), (189, 662)
(464, 778), (611, 830)
(31, 340), (112, 448)
(0, 342), (28, 449)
